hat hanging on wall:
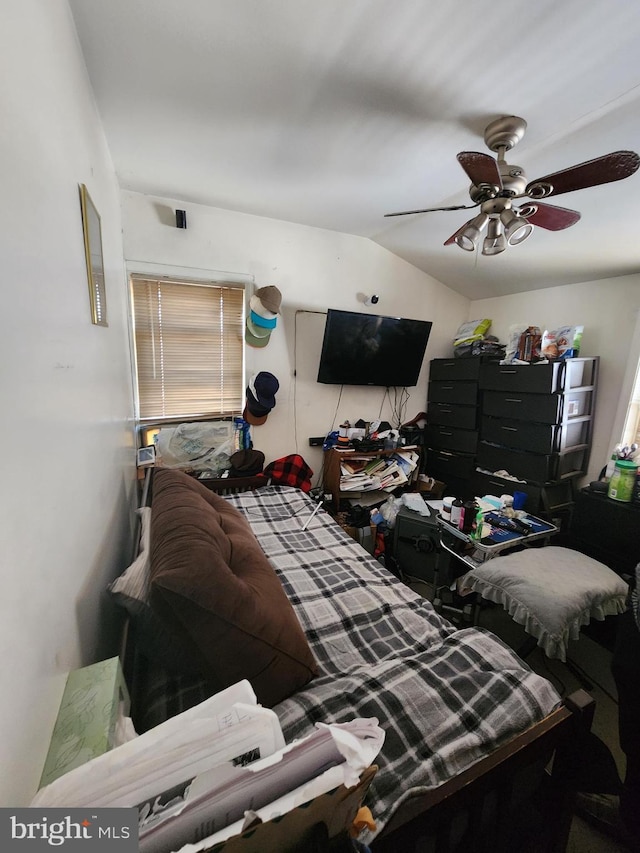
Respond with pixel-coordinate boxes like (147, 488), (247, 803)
(245, 286), (282, 347)
(249, 294), (278, 320)
(245, 313), (272, 348)
(243, 372), (279, 425)
(254, 286), (282, 314)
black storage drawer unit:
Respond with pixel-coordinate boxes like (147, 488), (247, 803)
(428, 380), (478, 406)
(426, 424), (478, 454)
(482, 390), (562, 424)
(429, 358), (481, 382)
(427, 449), (476, 481)
(425, 357), (488, 499)
(427, 402), (477, 430)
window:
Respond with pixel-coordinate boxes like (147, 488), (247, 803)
(621, 356), (640, 448)
(130, 275), (244, 422)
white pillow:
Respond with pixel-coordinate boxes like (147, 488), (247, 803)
(109, 507), (151, 606)
(108, 507), (203, 675)
(460, 546), (628, 661)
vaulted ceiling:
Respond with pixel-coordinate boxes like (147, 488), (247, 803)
(68, 0), (640, 299)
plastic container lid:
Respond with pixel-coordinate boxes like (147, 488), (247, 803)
(614, 460), (638, 470)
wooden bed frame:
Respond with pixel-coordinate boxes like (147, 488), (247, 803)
(134, 470), (595, 853)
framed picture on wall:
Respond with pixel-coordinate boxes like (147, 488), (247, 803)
(79, 183), (108, 326)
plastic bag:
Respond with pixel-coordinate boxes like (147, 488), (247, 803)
(378, 495), (403, 529)
(453, 318), (491, 348)
(156, 421), (235, 473)
(541, 325), (583, 360)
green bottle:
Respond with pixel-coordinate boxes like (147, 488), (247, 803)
(472, 506), (485, 540)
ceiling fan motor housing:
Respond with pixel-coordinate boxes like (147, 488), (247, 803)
(484, 116), (528, 152)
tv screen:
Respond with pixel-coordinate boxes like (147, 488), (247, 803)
(317, 309), (432, 387)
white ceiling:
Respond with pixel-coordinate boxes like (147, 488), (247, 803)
(68, 0), (640, 299)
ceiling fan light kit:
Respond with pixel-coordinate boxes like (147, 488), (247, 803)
(454, 212), (489, 252)
(482, 218), (507, 256)
(385, 115), (640, 257)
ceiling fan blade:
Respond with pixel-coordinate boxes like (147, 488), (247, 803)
(525, 150), (640, 199)
(384, 203), (477, 217)
(517, 201), (581, 231)
(457, 152), (502, 188)
(444, 218), (475, 246)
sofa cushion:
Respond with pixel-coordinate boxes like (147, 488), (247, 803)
(149, 469), (318, 706)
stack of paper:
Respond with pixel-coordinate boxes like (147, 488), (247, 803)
(32, 680), (384, 853)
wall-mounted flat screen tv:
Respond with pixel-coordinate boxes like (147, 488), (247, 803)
(317, 309), (433, 387)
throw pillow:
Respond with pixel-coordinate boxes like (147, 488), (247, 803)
(149, 469), (318, 706)
(460, 546), (629, 660)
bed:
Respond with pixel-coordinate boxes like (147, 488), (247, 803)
(116, 468), (594, 853)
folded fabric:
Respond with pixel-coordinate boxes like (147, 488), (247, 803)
(262, 455), (314, 492)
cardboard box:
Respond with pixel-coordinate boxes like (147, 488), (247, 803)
(206, 766), (377, 853)
(416, 478), (446, 500)
(39, 656), (129, 789)
(342, 525), (374, 553)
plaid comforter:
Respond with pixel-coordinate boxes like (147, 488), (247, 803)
(222, 486), (561, 839)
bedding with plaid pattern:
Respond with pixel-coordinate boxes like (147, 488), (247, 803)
(218, 486), (561, 840)
(130, 485), (561, 838)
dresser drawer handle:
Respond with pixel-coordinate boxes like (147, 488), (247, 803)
(500, 370), (518, 374)
(442, 385), (454, 390)
(440, 430), (453, 435)
(439, 408), (453, 413)
(502, 426), (518, 432)
(505, 398), (523, 403)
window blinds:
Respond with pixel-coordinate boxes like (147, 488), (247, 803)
(131, 276), (244, 421)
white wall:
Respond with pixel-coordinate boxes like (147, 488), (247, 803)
(121, 191), (470, 481)
(0, 0), (136, 805)
(470, 275), (640, 483)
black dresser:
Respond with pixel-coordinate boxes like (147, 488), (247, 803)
(425, 357), (480, 499)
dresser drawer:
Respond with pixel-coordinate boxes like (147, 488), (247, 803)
(481, 415), (590, 454)
(471, 470), (542, 512)
(482, 390), (562, 424)
(427, 402), (477, 430)
(481, 416), (559, 454)
(479, 362), (566, 394)
(426, 424), (478, 454)
(428, 380), (478, 406)
(426, 449), (476, 481)
(429, 358), (481, 382)
(477, 441), (555, 484)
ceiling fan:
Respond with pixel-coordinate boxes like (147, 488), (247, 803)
(385, 116), (640, 256)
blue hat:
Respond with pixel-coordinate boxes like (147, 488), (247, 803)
(250, 310), (277, 330)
